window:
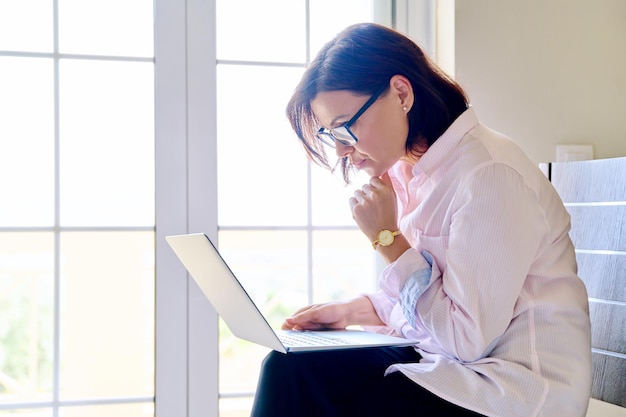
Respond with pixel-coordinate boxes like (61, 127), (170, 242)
(1, 1), (441, 416)
(214, 1), (392, 415)
(155, 0), (442, 415)
(0, 1), (155, 415)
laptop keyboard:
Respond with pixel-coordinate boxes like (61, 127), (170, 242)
(279, 331), (352, 346)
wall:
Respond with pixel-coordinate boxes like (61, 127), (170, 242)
(454, 0), (626, 164)
(453, 4), (626, 415)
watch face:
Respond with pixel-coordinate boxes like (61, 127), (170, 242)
(378, 230), (394, 246)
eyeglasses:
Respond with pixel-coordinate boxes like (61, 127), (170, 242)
(315, 84), (388, 148)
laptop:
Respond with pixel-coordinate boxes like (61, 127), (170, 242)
(165, 233), (418, 354)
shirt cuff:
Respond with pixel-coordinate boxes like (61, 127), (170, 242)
(379, 248), (433, 298)
(363, 290), (396, 326)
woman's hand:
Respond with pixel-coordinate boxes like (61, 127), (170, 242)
(281, 302), (348, 331)
(349, 173), (399, 243)
(281, 296), (384, 330)
(349, 172), (411, 263)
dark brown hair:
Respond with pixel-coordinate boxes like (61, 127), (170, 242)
(286, 23), (469, 182)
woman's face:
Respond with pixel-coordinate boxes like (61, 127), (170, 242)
(310, 78), (412, 178)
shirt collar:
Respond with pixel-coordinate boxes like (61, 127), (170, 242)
(412, 107), (479, 177)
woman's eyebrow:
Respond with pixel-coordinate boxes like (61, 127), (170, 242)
(329, 114), (351, 128)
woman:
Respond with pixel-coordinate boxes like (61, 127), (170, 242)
(251, 23), (591, 417)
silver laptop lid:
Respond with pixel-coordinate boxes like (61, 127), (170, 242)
(165, 233), (286, 353)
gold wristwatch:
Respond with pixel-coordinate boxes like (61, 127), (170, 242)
(372, 230), (401, 250)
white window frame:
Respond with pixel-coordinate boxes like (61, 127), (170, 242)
(154, 0), (218, 415)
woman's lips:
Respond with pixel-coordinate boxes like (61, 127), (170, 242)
(351, 159), (366, 169)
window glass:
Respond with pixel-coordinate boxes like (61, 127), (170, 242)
(59, 232), (154, 399)
(59, 60), (155, 227)
(217, 230), (308, 394)
(0, 410), (52, 417)
(216, 2), (393, 415)
(0, 0), (53, 52)
(0, 57), (55, 227)
(218, 230), (309, 328)
(58, 0), (153, 57)
(310, 162), (372, 226)
(312, 230), (378, 303)
(216, 65), (307, 226)
(309, 0), (392, 57)
(218, 397), (255, 417)
(216, 0), (306, 63)
(59, 402), (154, 417)
(0, 233), (54, 403)
(1, 1), (155, 415)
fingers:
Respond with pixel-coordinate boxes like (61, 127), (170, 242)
(281, 305), (316, 330)
(361, 183), (374, 194)
(282, 317), (305, 330)
(349, 188), (367, 210)
(349, 176), (388, 210)
(282, 314), (306, 330)
(282, 303), (345, 331)
(379, 172), (393, 186)
(357, 175), (390, 198)
(282, 315), (324, 331)
(350, 184), (373, 206)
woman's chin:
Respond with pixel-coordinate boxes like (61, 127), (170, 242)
(362, 167), (384, 178)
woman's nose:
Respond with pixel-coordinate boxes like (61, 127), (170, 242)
(335, 142), (353, 158)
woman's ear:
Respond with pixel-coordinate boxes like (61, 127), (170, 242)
(390, 74), (414, 113)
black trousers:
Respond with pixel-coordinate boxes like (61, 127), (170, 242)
(250, 346), (485, 417)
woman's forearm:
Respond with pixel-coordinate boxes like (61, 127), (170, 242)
(346, 295), (385, 327)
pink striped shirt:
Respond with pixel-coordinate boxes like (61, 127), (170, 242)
(365, 108), (592, 417)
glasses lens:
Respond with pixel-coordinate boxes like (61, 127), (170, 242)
(315, 126), (358, 148)
(331, 126), (357, 146)
(315, 130), (336, 148)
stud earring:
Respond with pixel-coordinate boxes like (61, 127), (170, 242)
(402, 106), (408, 112)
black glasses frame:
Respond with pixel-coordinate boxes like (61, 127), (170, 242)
(315, 83), (388, 148)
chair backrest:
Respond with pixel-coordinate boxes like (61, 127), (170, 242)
(549, 157), (626, 408)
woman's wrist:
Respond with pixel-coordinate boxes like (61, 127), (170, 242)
(375, 234), (411, 264)
(345, 295), (385, 327)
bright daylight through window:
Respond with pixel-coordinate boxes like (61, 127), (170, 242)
(215, 1), (391, 415)
(0, 0), (154, 416)
(1, 0), (398, 416)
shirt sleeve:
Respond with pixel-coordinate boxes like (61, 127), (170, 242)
(412, 163), (547, 362)
(363, 248), (435, 335)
